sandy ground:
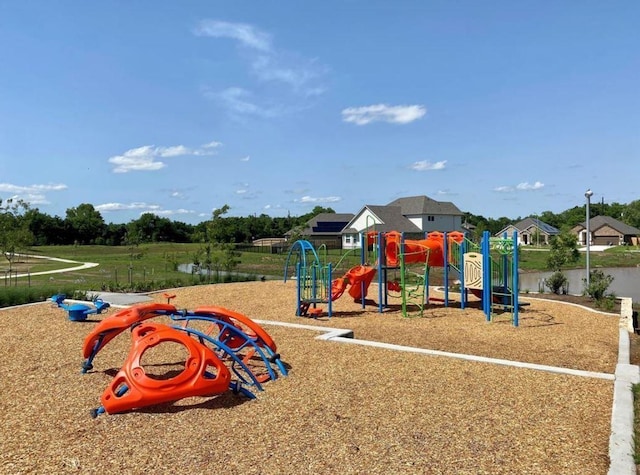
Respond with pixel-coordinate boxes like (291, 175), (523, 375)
(0, 281), (619, 474)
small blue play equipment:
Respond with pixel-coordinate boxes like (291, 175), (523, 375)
(50, 294), (111, 321)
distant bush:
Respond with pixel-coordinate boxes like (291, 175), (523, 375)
(595, 295), (617, 312)
(0, 286), (90, 308)
(583, 269), (615, 301)
(0, 273), (259, 309)
(544, 271), (568, 294)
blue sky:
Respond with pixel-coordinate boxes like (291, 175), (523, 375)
(0, 1), (638, 224)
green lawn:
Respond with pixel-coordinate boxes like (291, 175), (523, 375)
(518, 245), (640, 271)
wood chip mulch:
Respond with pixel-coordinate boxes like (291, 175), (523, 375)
(0, 281), (618, 474)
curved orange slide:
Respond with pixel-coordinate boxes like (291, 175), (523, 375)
(330, 265), (377, 301)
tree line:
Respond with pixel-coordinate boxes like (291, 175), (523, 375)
(2, 197), (640, 253)
(0, 199), (336, 249)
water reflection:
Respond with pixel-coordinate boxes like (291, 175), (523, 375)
(519, 267), (640, 302)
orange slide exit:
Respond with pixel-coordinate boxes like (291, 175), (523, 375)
(330, 265), (377, 301)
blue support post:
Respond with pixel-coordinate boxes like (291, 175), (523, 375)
(482, 230), (491, 321)
(443, 232), (449, 307)
(377, 232), (385, 313)
(502, 231), (509, 308)
(311, 263), (317, 307)
(296, 262), (302, 316)
(460, 236), (467, 309)
(327, 263), (333, 318)
(512, 230), (519, 327)
(360, 232), (366, 310)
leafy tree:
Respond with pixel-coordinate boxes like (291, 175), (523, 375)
(65, 203), (105, 244)
(0, 198), (34, 271)
(103, 222), (128, 246)
(23, 208), (68, 245)
(622, 200), (640, 229)
(207, 205), (232, 242)
(546, 229), (580, 271)
(222, 243), (241, 273)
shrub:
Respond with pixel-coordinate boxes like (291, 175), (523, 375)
(544, 271), (568, 295)
(583, 269), (614, 301)
(595, 295), (617, 312)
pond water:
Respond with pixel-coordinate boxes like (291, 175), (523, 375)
(519, 267), (640, 302)
(177, 263), (279, 280)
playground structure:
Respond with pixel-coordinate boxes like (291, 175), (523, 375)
(284, 229), (521, 326)
(80, 301), (287, 417)
(283, 240), (374, 317)
(50, 293), (110, 321)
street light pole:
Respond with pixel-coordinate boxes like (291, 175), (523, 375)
(585, 189), (593, 289)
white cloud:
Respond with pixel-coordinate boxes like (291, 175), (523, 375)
(96, 202), (195, 217)
(516, 181), (545, 191)
(251, 54), (327, 94)
(108, 141), (221, 173)
(494, 181), (545, 193)
(171, 191), (185, 199)
(158, 145), (191, 157)
(202, 141), (223, 149)
(342, 104), (426, 125)
(240, 156), (250, 162)
(409, 160), (447, 171)
(194, 20), (273, 52)
(205, 87), (279, 118)
(0, 183), (67, 194)
(196, 19), (328, 116)
(95, 202), (160, 212)
(153, 209), (196, 216)
(0, 182), (67, 206)
(294, 195), (341, 203)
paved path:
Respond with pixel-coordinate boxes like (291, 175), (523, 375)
(9, 254), (152, 306)
(10, 253), (98, 278)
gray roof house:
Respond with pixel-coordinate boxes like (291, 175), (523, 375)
(285, 212), (355, 248)
(341, 195), (465, 249)
(571, 216), (640, 246)
(496, 217), (559, 245)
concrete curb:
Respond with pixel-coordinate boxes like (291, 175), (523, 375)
(609, 328), (640, 474)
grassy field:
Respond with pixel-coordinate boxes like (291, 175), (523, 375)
(518, 244), (640, 271)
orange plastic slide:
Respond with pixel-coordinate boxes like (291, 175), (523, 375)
(385, 231), (464, 267)
(330, 265), (377, 301)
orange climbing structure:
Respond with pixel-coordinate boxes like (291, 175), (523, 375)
(81, 301), (287, 417)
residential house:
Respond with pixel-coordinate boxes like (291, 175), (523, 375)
(341, 195), (465, 249)
(571, 216), (640, 246)
(496, 217), (559, 245)
(285, 213), (355, 249)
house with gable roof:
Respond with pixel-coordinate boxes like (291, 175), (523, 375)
(341, 195), (465, 249)
(495, 217), (559, 246)
(571, 216), (640, 246)
(284, 212), (355, 249)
